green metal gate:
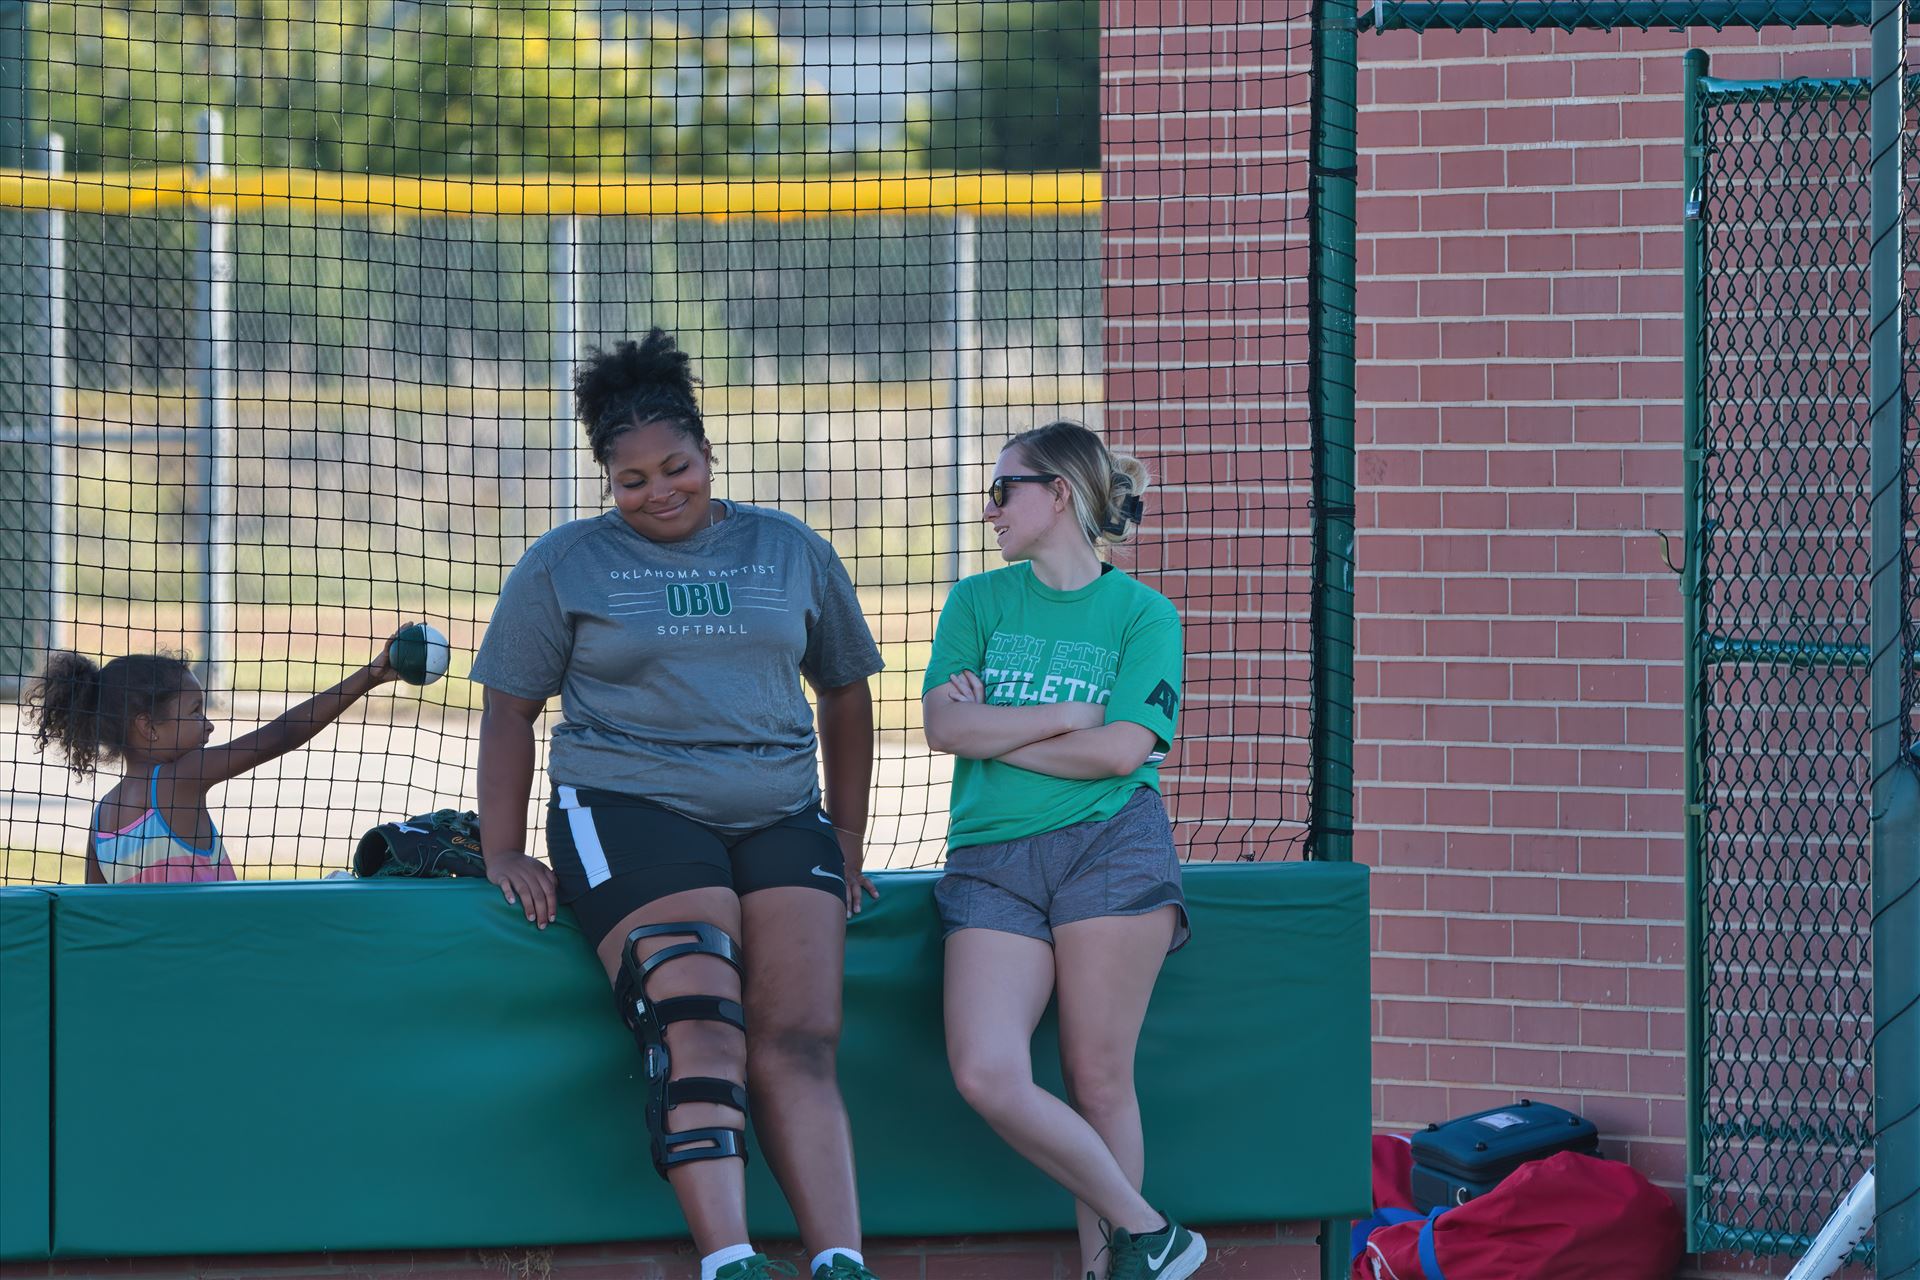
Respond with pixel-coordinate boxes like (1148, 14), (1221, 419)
(1682, 51), (1920, 1264)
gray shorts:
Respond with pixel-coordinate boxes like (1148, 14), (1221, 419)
(935, 787), (1191, 953)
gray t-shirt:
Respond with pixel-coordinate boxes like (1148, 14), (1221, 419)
(469, 503), (883, 830)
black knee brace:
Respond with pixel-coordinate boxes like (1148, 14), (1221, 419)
(615, 921), (749, 1179)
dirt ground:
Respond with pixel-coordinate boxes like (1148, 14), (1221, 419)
(0, 693), (954, 882)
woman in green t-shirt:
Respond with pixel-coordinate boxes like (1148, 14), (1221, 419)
(922, 420), (1204, 1280)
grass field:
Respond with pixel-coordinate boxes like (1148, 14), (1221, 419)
(55, 373), (1099, 603)
(2, 691), (956, 885)
(41, 372), (1096, 730)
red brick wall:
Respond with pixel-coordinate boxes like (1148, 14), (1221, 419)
(1097, 7), (1888, 1277)
(1355, 19), (1880, 1280)
(0, 1224), (1325, 1280)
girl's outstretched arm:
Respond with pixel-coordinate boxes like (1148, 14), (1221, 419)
(170, 638), (401, 790)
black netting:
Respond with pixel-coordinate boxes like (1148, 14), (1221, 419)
(0, 3), (1322, 883)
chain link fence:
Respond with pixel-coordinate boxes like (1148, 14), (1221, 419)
(1686, 66), (1920, 1264)
(1361, 0), (1918, 34)
(1905, 75), (1920, 768)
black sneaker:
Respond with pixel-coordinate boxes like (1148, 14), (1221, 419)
(1107, 1217), (1206, 1280)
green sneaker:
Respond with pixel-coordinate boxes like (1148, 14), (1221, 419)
(1107, 1217), (1206, 1280)
(812, 1254), (880, 1280)
(715, 1256), (798, 1280)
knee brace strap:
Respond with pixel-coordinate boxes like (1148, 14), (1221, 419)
(616, 922), (749, 1178)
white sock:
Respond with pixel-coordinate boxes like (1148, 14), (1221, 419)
(810, 1248), (864, 1274)
(701, 1243), (759, 1280)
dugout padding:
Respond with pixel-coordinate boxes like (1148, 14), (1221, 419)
(3, 863), (1368, 1259)
(0, 889), (51, 1260)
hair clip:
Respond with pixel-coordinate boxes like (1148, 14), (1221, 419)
(1100, 494), (1145, 536)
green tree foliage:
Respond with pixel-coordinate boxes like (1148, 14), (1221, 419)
(912, 0), (1097, 172)
(27, 0), (827, 176)
(657, 11), (831, 177)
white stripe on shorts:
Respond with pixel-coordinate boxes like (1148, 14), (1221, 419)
(560, 790), (612, 889)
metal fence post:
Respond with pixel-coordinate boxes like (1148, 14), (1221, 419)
(193, 110), (232, 696)
(1310, 5), (1360, 1278)
(1679, 45), (1711, 1255)
(944, 210), (977, 585)
(552, 213), (584, 521)
(46, 133), (65, 653)
(1310, 1), (1358, 873)
(1867, 5), (1918, 1275)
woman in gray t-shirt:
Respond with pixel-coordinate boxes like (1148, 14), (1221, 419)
(469, 329), (884, 1280)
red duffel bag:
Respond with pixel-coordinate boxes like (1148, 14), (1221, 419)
(1352, 1151), (1684, 1280)
(1372, 1133), (1416, 1213)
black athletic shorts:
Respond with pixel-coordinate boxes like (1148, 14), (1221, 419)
(546, 784), (848, 947)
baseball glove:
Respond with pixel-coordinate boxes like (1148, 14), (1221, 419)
(352, 808), (487, 879)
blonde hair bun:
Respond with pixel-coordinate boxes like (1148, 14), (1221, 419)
(1003, 419), (1151, 550)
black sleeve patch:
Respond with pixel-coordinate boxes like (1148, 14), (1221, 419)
(1145, 679), (1179, 718)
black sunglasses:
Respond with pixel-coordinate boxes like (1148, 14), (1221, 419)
(986, 473), (1059, 508)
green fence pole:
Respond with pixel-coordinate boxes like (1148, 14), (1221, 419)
(1311, 0), (1359, 870)
(1867, 5), (1918, 1276)
(1311, 6), (1359, 1279)
(1680, 46), (1711, 1254)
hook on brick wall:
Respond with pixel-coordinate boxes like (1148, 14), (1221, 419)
(1653, 530), (1684, 577)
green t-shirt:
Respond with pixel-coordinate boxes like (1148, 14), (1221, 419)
(923, 562), (1183, 850)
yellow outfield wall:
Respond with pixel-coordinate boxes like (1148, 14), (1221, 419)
(0, 169), (1100, 219)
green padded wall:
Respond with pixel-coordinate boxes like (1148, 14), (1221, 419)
(0, 889), (51, 1260)
(34, 863), (1367, 1258)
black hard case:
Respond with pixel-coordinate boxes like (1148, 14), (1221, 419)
(1409, 1099), (1600, 1212)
